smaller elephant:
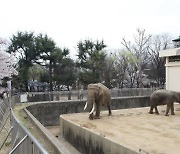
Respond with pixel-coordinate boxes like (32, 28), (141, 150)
(149, 89), (180, 116)
(84, 83), (112, 120)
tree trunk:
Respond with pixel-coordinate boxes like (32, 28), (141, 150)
(49, 61), (53, 91)
(139, 65), (143, 88)
(49, 60), (53, 101)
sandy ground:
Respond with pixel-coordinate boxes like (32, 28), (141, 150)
(62, 103), (180, 154)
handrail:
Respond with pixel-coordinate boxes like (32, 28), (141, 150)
(10, 109), (48, 154)
(0, 126), (13, 150)
(9, 135), (28, 154)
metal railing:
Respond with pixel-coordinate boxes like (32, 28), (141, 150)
(0, 98), (10, 130)
(10, 109), (48, 154)
(0, 97), (11, 151)
(0, 95), (48, 154)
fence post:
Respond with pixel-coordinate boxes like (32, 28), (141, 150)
(68, 91), (71, 100)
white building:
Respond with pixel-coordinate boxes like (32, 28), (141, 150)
(159, 47), (180, 92)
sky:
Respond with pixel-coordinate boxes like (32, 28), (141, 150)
(1, 0), (180, 58)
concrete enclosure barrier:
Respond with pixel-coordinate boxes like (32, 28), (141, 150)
(8, 90), (152, 154)
(27, 96), (150, 127)
(27, 88), (154, 102)
(60, 115), (139, 154)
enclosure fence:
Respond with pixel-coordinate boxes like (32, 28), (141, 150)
(0, 97), (11, 150)
(0, 95), (48, 154)
(9, 109), (48, 154)
(0, 88), (157, 153)
(27, 88), (157, 102)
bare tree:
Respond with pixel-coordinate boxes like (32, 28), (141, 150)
(115, 51), (138, 88)
(114, 51), (127, 88)
(148, 33), (172, 86)
(121, 28), (151, 87)
(102, 53), (116, 88)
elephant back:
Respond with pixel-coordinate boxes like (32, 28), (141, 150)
(98, 83), (111, 104)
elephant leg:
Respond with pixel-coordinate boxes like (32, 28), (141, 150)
(171, 103), (175, 115)
(165, 105), (171, 116)
(155, 106), (159, 115)
(149, 106), (154, 114)
(94, 104), (100, 119)
(89, 113), (94, 120)
(108, 105), (112, 116)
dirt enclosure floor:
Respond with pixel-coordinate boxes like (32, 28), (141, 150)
(61, 104), (180, 154)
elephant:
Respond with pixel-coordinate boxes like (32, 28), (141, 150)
(84, 83), (112, 120)
(149, 89), (180, 116)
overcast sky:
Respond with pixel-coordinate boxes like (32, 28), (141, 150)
(1, 0), (180, 57)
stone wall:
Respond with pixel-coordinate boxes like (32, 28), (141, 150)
(27, 96), (150, 127)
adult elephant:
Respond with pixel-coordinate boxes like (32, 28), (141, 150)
(149, 89), (180, 116)
(84, 83), (112, 120)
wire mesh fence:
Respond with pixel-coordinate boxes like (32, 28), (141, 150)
(0, 95), (48, 154)
(10, 110), (48, 154)
(0, 97), (11, 153)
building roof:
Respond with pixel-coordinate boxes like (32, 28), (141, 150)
(159, 47), (180, 57)
(172, 36), (180, 42)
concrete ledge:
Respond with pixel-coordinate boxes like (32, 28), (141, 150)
(60, 114), (138, 154)
(24, 108), (72, 154)
(60, 104), (180, 154)
(159, 47), (180, 57)
(27, 96), (150, 126)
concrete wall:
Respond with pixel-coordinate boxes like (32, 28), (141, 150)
(60, 116), (138, 154)
(27, 96), (150, 127)
(27, 88), (153, 102)
(24, 109), (73, 154)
